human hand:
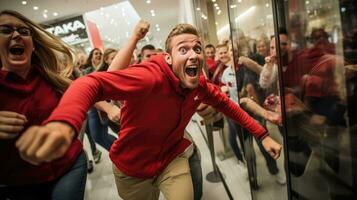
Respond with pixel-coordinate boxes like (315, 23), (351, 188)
(16, 122), (75, 165)
(264, 55), (277, 69)
(220, 85), (229, 96)
(238, 56), (254, 66)
(261, 136), (282, 160)
(132, 19), (150, 42)
(107, 105), (121, 123)
(196, 103), (221, 124)
(264, 110), (282, 125)
(0, 111), (27, 139)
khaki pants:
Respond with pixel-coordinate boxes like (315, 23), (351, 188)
(112, 155), (193, 200)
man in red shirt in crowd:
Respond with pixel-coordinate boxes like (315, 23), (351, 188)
(204, 44), (216, 78)
(141, 44), (157, 62)
(22, 24), (282, 200)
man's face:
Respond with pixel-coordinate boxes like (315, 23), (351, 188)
(166, 33), (203, 89)
(141, 49), (156, 62)
(205, 47), (215, 59)
(270, 34), (290, 56)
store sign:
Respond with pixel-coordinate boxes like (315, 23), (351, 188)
(45, 15), (88, 45)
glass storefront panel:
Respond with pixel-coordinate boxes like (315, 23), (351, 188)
(192, 0), (253, 199)
(274, 0), (357, 199)
(227, 0), (288, 200)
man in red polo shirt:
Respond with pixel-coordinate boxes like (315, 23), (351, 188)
(21, 24), (282, 200)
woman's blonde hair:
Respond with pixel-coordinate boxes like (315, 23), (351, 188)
(0, 10), (73, 93)
(97, 48), (117, 72)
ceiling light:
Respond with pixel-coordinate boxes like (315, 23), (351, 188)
(150, 9), (155, 13)
(217, 10), (221, 15)
(212, 0), (216, 2)
(216, 6), (220, 10)
(305, 1), (310, 4)
(238, 0), (242, 2)
(151, 13), (155, 17)
(44, 9), (48, 13)
(146, 0), (151, 3)
(22, 1), (27, 5)
(196, 7), (200, 11)
(215, 22), (218, 25)
(155, 24), (159, 27)
(214, 3), (218, 7)
(235, 6), (256, 22)
(33, 6), (39, 10)
(265, 3), (269, 7)
(156, 28), (160, 31)
(230, 4), (237, 8)
(43, 13), (47, 18)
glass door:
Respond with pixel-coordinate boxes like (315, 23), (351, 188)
(227, 0), (288, 199)
(273, 0), (357, 199)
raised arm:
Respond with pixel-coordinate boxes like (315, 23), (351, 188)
(108, 20), (150, 71)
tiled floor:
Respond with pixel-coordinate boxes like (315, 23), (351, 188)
(83, 113), (287, 200)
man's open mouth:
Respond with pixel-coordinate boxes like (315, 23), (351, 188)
(185, 65), (198, 77)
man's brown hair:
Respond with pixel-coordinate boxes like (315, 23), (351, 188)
(165, 24), (200, 54)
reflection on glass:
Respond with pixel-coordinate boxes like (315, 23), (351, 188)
(227, 0), (288, 200)
(192, 0), (256, 199)
(275, 0), (356, 199)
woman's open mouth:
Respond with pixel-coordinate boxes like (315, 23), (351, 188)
(9, 46), (25, 56)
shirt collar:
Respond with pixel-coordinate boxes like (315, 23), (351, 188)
(0, 65), (41, 82)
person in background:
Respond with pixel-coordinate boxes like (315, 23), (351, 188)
(256, 36), (269, 58)
(204, 44), (217, 78)
(141, 44), (156, 62)
(83, 48), (102, 74)
(72, 53), (102, 173)
(0, 10), (86, 199)
(82, 47), (120, 153)
(97, 48), (118, 72)
(76, 52), (87, 73)
(97, 48), (121, 134)
(211, 42), (231, 85)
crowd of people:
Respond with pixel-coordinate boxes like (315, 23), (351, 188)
(0, 2), (353, 198)
(0, 9), (283, 200)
